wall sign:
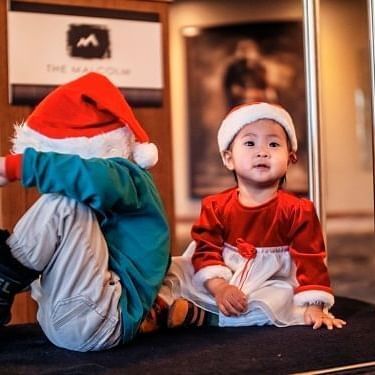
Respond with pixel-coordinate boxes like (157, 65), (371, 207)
(7, 1), (163, 106)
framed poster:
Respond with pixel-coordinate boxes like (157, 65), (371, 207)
(184, 21), (308, 198)
(7, 1), (163, 106)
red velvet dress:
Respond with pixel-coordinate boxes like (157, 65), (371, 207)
(161, 188), (334, 327)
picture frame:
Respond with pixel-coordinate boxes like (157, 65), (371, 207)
(7, 1), (163, 107)
(184, 21), (308, 198)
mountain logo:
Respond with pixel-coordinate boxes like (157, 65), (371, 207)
(67, 24), (111, 59)
(76, 34), (99, 48)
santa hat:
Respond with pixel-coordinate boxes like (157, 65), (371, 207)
(218, 102), (297, 158)
(11, 72), (158, 169)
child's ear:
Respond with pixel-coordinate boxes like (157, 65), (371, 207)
(222, 150), (234, 170)
(288, 151), (298, 164)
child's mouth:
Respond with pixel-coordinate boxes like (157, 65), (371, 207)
(254, 164), (269, 169)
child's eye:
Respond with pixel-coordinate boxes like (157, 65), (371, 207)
(269, 142), (280, 147)
(244, 141), (255, 147)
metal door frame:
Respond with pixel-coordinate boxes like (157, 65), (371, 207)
(303, 0), (375, 228)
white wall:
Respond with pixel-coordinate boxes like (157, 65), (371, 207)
(320, 0), (374, 218)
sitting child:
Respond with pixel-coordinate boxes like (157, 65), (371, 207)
(0, 72), (170, 351)
(157, 102), (345, 331)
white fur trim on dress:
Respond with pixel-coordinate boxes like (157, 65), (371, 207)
(294, 290), (335, 309)
(218, 102), (298, 155)
(192, 265), (233, 292)
(11, 123), (135, 160)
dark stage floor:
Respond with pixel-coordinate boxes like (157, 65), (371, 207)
(0, 232), (372, 374)
(0, 296), (374, 375)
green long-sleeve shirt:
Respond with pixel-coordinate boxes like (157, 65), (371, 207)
(22, 148), (170, 342)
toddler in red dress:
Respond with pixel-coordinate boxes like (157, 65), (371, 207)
(156, 102), (345, 331)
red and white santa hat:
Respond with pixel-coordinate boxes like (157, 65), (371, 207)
(218, 102), (298, 158)
(11, 72), (158, 169)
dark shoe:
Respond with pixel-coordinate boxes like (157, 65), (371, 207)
(138, 296), (169, 334)
(167, 298), (207, 328)
(0, 229), (39, 325)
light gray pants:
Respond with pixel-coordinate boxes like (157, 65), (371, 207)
(7, 194), (122, 351)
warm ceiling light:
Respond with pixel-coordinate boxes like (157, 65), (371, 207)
(182, 26), (201, 37)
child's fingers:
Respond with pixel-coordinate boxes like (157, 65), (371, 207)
(222, 289), (246, 313)
(226, 302), (242, 316)
(312, 318), (323, 329)
(231, 302), (246, 314)
(220, 299), (243, 316)
(332, 318), (346, 328)
(323, 317), (334, 330)
(322, 316), (347, 329)
(218, 303), (230, 316)
(219, 301), (238, 316)
(336, 318), (347, 325)
(230, 296), (247, 312)
(315, 316), (346, 330)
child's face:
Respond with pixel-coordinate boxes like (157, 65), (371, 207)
(223, 119), (291, 189)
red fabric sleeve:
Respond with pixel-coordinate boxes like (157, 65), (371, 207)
(191, 197), (227, 272)
(4, 154), (23, 181)
(289, 199), (332, 294)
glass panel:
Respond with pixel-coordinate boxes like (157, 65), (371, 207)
(169, 0), (306, 251)
(319, 0), (375, 304)
(170, 0), (375, 307)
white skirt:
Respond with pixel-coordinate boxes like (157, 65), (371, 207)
(159, 241), (307, 327)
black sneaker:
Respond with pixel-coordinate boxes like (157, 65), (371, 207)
(0, 229), (39, 325)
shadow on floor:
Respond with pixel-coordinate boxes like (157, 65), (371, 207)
(327, 232), (375, 305)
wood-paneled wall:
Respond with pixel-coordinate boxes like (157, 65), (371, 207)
(0, 0), (174, 324)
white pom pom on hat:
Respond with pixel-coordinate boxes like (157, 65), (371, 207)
(133, 142), (158, 169)
(218, 102), (298, 156)
(11, 72), (158, 169)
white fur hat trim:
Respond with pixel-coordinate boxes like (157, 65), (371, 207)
(12, 123), (137, 161)
(218, 102), (298, 154)
(12, 123), (158, 169)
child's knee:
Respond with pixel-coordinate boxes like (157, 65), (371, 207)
(40, 295), (121, 351)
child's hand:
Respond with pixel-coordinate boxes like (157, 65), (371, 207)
(205, 278), (247, 316)
(215, 284), (247, 316)
(0, 157), (9, 186)
(304, 305), (346, 330)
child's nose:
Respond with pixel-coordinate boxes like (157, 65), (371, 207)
(256, 147), (269, 158)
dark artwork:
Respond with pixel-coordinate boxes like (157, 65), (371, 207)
(185, 21), (307, 198)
